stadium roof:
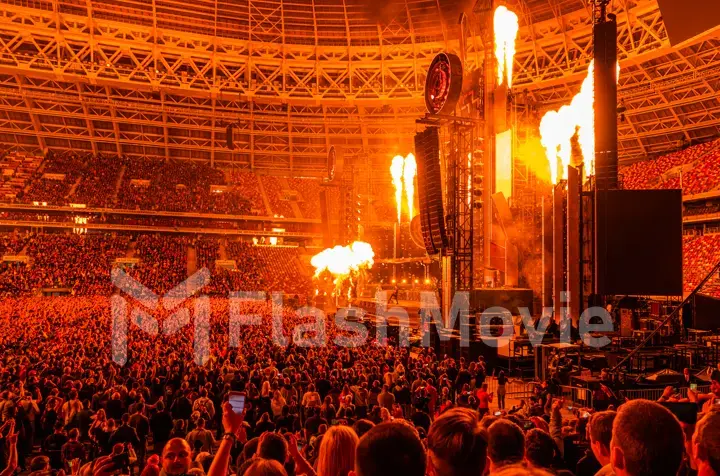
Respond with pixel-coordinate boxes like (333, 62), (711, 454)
(0, 0), (718, 172)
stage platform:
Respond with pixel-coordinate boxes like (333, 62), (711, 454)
(354, 297), (422, 326)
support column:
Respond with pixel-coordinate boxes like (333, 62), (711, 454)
(566, 166), (581, 327)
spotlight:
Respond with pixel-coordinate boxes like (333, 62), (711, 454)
(424, 279), (430, 284)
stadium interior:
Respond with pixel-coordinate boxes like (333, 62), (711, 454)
(1, 1), (720, 476)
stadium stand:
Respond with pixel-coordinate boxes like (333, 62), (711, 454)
(621, 139), (720, 195)
(260, 175), (295, 218)
(683, 233), (720, 296)
(0, 151), (43, 201)
(287, 177), (321, 219)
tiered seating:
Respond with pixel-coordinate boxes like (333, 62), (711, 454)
(684, 203), (720, 217)
(0, 232), (29, 255)
(679, 146), (720, 195)
(72, 155), (124, 207)
(683, 233), (720, 297)
(0, 233), (129, 296)
(196, 237), (219, 270)
(261, 175), (295, 217)
(621, 139), (720, 195)
(21, 151), (85, 205)
(130, 234), (189, 295)
(287, 177), (321, 219)
(0, 151), (43, 201)
(228, 170), (266, 214)
(117, 158), (225, 213)
(255, 245), (312, 296)
(203, 241), (263, 295)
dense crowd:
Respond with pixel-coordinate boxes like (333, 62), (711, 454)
(72, 156), (124, 208)
(621, 139), (720, 195)
(0, 233), (129, 297)
(116, 159), (254, 216)
(7, 155), (268, 216)
(0, 296), (718, 476)
(260, 177), (295, 219)
(0, 233), (312, 299)
(20, 151), (85, 205)
(683, 233), (720, 297)
(286, 179), (321, 220)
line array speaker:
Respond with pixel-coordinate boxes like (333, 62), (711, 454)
(593, 17), (618, 190)
(226, 124), (234, 150)
(319, 189), (331, 247)
(415, 128), (448, 254)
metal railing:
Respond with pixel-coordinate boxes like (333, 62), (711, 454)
(485, 377), (538, 399)
(620, 385), (711, 401)
(558, 385), (594, 409)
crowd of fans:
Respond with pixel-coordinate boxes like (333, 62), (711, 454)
(19, 151), (86, 205)
(228, 172), (267, 216)
(683, 233), (720, 297)
(116, 159), (254, 216)
(72, 156), (124, 208)
(621, 139), (720, 195)
(203, 242), (311, 297)
(0, 233), (129, 296)
(0, 232), (313, 299)
(0, 294), (718, 476)
(196, 238), (221, 271)
(5, 155), (272, 216)
(260, 177), (295, 219)
(129, 235), (191, 297)
(286, 179), (320, 220)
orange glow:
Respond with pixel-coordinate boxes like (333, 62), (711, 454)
(403, 153), (417, 220)
(539, 61), (620, 184)
(516, 137), (551, 183)
(494, 6), (519, 88)
(390, 155), (405, 223)
(311, 241), (374, 294)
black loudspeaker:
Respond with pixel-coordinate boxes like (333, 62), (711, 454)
(415, 128), (448, 254)
(593, 16), (618, 190)
(319, 189), (331, 247)
(682, 301), (693, 330)
(692, 294), (720, 331)
(226, 124), (235, 150)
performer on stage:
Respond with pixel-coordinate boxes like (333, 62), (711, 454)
(389, 284), (400, 304)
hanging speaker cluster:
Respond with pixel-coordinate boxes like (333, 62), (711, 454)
(424, 52), (463, 115)
(226, 124), (234, 150)
(415, 127), (448, 255)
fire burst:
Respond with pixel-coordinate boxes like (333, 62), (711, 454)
(494, 6), (519, 88)
(311, 241), (375, 292)
(390, 155), (405, 223)
(403, 153), (417, 220)
(539, 61), (620, 184)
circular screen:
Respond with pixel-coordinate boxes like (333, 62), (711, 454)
(424, 52), (463, 114)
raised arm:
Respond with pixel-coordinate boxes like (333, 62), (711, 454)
(0, 423), (18, 476)
(206, 402), (246, 476)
